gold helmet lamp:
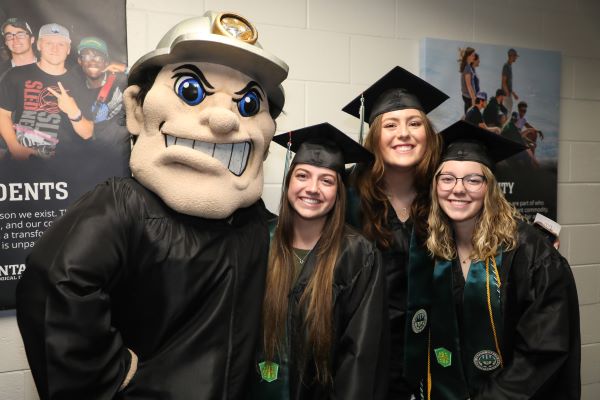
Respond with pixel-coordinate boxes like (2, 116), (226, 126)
(128, 11), (289, 117)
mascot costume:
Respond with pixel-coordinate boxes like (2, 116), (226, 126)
(16, 11), (288, 399)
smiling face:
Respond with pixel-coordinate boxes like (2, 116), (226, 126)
(78, 48), (109, 81)
(287, 163), (338, 223)
(125, 62), (275, 218)
(436, 160), (487, 225)
(378, 108), (428, 171)
(3, 24), (34, 56)
(37, 36), (70, 67)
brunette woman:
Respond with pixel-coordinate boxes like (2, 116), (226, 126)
(471, 52), (480, 94)
(252, 123), (388, 400)
(459, 47), (477, 115)
(405, 121), (580, 399)
(342, 66), (448, 399)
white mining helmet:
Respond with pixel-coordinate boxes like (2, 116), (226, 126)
(128, 11), (289, 118)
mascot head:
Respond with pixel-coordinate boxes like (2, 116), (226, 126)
(124, 11), (288, 218)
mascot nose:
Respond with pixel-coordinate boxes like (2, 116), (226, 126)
(206, 108), (240, 135)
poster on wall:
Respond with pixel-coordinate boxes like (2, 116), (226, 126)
(421, 38), (560, 223)
(0, 0), (129, 309)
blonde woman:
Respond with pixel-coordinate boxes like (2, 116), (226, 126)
(405, 121), (580, 399)
(252, 123), (388, 400)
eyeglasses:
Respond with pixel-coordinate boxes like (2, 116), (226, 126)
(79, 54), (106, 62)
(436, 173), (486, 192)
(3, 31), (29, 41)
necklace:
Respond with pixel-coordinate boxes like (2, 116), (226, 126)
(385, 191), (411, 222)
(397, 207), (409, 221)
(459, 251), (472, 265)
(293, 248), (313, 264)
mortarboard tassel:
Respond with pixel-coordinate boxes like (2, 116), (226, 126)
(282, 131), (293, 193)
(358, 93), (365, 145)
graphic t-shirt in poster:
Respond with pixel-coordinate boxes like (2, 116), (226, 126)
(0, 63), (94, 158)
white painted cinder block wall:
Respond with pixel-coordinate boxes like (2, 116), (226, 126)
(0, 0), (598, 398)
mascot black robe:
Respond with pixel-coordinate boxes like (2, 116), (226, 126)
(17, 178), (270, 399)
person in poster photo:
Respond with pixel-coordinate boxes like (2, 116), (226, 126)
(459, 47), (477, 115)
(77, 36), (130, 162)
(465, 92), (501, 134)
(0, 23), (93, 160)
(0, 17), (37, 80)
(16, 11), (288, 399)
(405, 120), (580, 399)
(501, 48), (519, 113)
(482, 88), (508, 128)
(470, 52), (480, 93)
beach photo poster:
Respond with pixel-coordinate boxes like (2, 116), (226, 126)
(421, 38), (560, 223)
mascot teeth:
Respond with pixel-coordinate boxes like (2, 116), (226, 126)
(165, 134), (251, 176)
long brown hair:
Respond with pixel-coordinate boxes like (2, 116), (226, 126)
(355, 111), (441, 247)
(459, 47), (476, 72)
(262, 163), (346, 384)
(427, 163), (521, 260)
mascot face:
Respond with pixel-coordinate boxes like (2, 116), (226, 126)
(125, 62), (275, 218)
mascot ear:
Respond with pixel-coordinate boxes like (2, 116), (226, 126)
(124, 85), (144, 136)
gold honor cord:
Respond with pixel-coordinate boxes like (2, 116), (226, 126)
(486, 257), (504, 368)
(427, 330), (432, 400)
(425, 257), (503, 399)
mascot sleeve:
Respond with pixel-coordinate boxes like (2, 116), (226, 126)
(17, 179), (137, 399)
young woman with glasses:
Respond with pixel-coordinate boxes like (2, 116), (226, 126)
(404, 121), (580, 399)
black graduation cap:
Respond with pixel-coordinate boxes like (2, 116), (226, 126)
(440, 120), (528, 171)
(342, 66), (449, 125)
(272, 122), (373, 175)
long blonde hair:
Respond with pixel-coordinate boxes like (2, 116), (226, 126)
(427, 162), (520, 260)
(262, 163), (346, 384)
(355, 111), (441, 246)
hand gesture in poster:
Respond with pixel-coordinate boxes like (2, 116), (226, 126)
(47, 82), (82, 120)
(104, 62), (127, 74)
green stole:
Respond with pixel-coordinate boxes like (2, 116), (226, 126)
(404, 230), (434, 399)
(405, 241), (504, 399)
(254, 219), (291, 400)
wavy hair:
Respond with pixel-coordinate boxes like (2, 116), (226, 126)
(427, 163), (521, 260)
(262, 163), (346, 385)
(459, 47), (476, 73)
(355, 111), (441, 247)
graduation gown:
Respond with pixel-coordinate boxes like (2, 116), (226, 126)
(346, 185), (420, 400)
(16, 177), (271, 400)
(406, 221), (581, 399)
(252, 226), (389, 400)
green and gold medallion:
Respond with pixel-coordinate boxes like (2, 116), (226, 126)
(434, 347), (452, 368)
(258, 361), (279, 383)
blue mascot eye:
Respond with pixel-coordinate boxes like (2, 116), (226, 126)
(237, 90), (261, 117)
(174, 75), (205, 106)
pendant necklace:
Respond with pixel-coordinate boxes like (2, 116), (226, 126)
(293, 247), (313, 264)
(385, 191), (411, 222)
(397, 207), (409, 221)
